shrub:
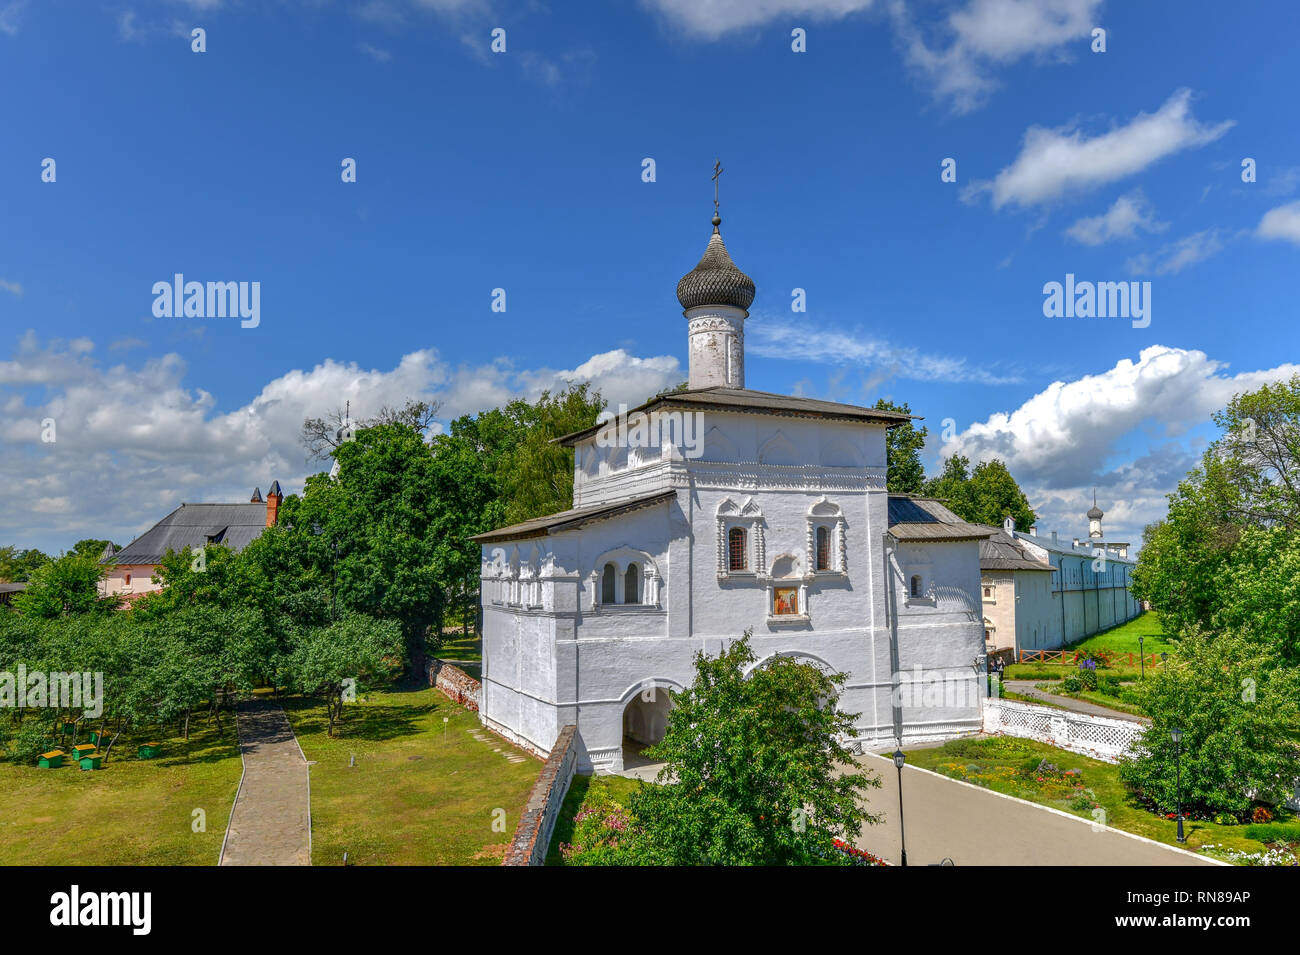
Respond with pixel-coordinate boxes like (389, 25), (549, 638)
(1062, 676), (1082, 692)
(5, 719), (58, 765)
(1252, 806), (1274, 824)
(1213, 812), (1240, 826)
(1078, 668), (1099, 691)
(1098, 675), (1123, 697)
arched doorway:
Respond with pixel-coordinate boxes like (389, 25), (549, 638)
(621, 683), (676, 774)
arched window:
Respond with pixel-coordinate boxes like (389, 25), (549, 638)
(624, 563), (640, 604)
(728, 527), (747, 571)
(815, 526), (830, 571)
(124, 573), (132, 586)
(601, 563), (617, 604)
(910, 574), (923, 598)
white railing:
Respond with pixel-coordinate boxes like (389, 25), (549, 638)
(982, 698), (1142, 763)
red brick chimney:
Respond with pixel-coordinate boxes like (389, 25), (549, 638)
(265, 480), (283, 527)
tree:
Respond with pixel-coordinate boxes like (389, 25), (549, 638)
(0, 547), (51, 583)
(70, 539), (117, 561)
(1119, 630), (1300, 816)
(288, 614), (403, 736)
(922, 455), (1036, 529)
(625, 634), (880, 865)
(11, 554), (113, 618)
(300, 397), (442, 462)
(876, 399), (927, 494)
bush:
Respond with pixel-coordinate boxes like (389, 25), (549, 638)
(1213, 812), (1240, 826)
(1078, 668), (1099, 691)
(1252, 806), (1274, 824)
(1098, 675), (1123, 697)
(1062, 676), (1082, 692)
(5, 719), (58, 765)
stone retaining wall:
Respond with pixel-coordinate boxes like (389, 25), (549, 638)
(502, 724), (583, 866)
(426, 660), (481, 711)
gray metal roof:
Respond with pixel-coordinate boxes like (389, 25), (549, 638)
(557, 387), (913, 446)
(887, 495), (996, 542)
(980, 529), (1055, 571)
(108, 503), (269, 565)
(0, 582), (27, 594)
(471, 491), (676, 545)
(676, 227), (756, 311)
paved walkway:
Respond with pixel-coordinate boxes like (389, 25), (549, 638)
(849, 753), (1216, 866)
(1003, 681), (1149, 724)
(220, 699), (311, 866)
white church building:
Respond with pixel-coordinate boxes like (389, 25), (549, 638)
(474, 208), (995, 774)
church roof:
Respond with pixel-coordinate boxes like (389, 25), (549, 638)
(1087, 504), (1105, 519)
(471, 490), (676, 544)
(676, 225), (756, 311)
(980, 529), (1055, 572)
(887, 495), (996, 542)
(556, 387), (913, 446)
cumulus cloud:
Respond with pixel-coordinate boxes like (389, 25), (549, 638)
(1064, 192), (1166, 245)
(892, 0), (1100, 113)
(641, 0), (877, 39)
(1256, 200), (1300, 245)
(1125, 229), (1224, 275)
(0, 278), (22, 296)
(748, 316), (1022, 386)
(933, 345), (1300, 545)
(972, 89), (1233, 209)
(0, 335), (681, 552)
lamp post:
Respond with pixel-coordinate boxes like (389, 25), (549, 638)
(893, 748), (908, 867)
(1172, 727), (1185, 843)
(1138, 635), (1144, 680)
(1161, 651), (1169, 674)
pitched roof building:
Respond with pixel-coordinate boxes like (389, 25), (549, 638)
(99, 482), (284, 598)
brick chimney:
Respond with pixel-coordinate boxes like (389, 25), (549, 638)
(265, 480), (283, 527)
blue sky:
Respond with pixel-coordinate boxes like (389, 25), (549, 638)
(3, 0), (1299, 553)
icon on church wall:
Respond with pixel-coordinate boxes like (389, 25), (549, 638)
(773, 587), (799, 616)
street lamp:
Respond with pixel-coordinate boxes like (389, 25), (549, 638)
(1160, 651), (1169, 674)
(1171, 727), (1186, 843)
(1138, 635), (1144, 680)
(893, 749), (908, 867)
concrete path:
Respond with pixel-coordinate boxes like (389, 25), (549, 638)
(850, 753), (1217, 866)
(220, 699), (311, 866)
(1003, 680), (1149, 724)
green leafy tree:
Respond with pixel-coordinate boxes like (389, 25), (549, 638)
(625, 634), (880, 865)
(70, 539), (117, 561)
(0, 547), (52, 583)
(922, 455), (1036, 529)
(288, 614), (403, 736)
(1119, 631), (1300, 816)
(876, 399), (927, 494)
(11, 553), (112, 618)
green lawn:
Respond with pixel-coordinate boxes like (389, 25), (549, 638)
(285, 684), (539, 865)
(0, 721), (241, 865)
(905, 736), (1294, 865)
(434, 632), (482, 663)
(546, 772), (643, 865)
(1006, 612), (1176, 680)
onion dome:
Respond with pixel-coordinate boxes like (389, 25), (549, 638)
(676, 215), (756, 311)
(1087, 490), (1104, 520)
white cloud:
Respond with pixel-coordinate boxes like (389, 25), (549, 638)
(0, 336), (682, 552)
(933, 345), (1300, 544)
(975, 89), (1233, 209)
(1125, 229), (1223, 275)
(892, 0), (1100, 112)
(0, 278), (22, 296)
(1065, 191), (1165, 245)
(1257, 200), (1300, 246)
(748, 316), (1022, 386)
(641, 0), (876, 39)
(358, 42), (393, 62)
(0, 0), (26, 36)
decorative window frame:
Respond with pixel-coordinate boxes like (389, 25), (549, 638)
(981, 579), (996, 603)
(716, 497), (764, 581)
(806, 496), (847, 577)
(589, 547), (663, 611)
